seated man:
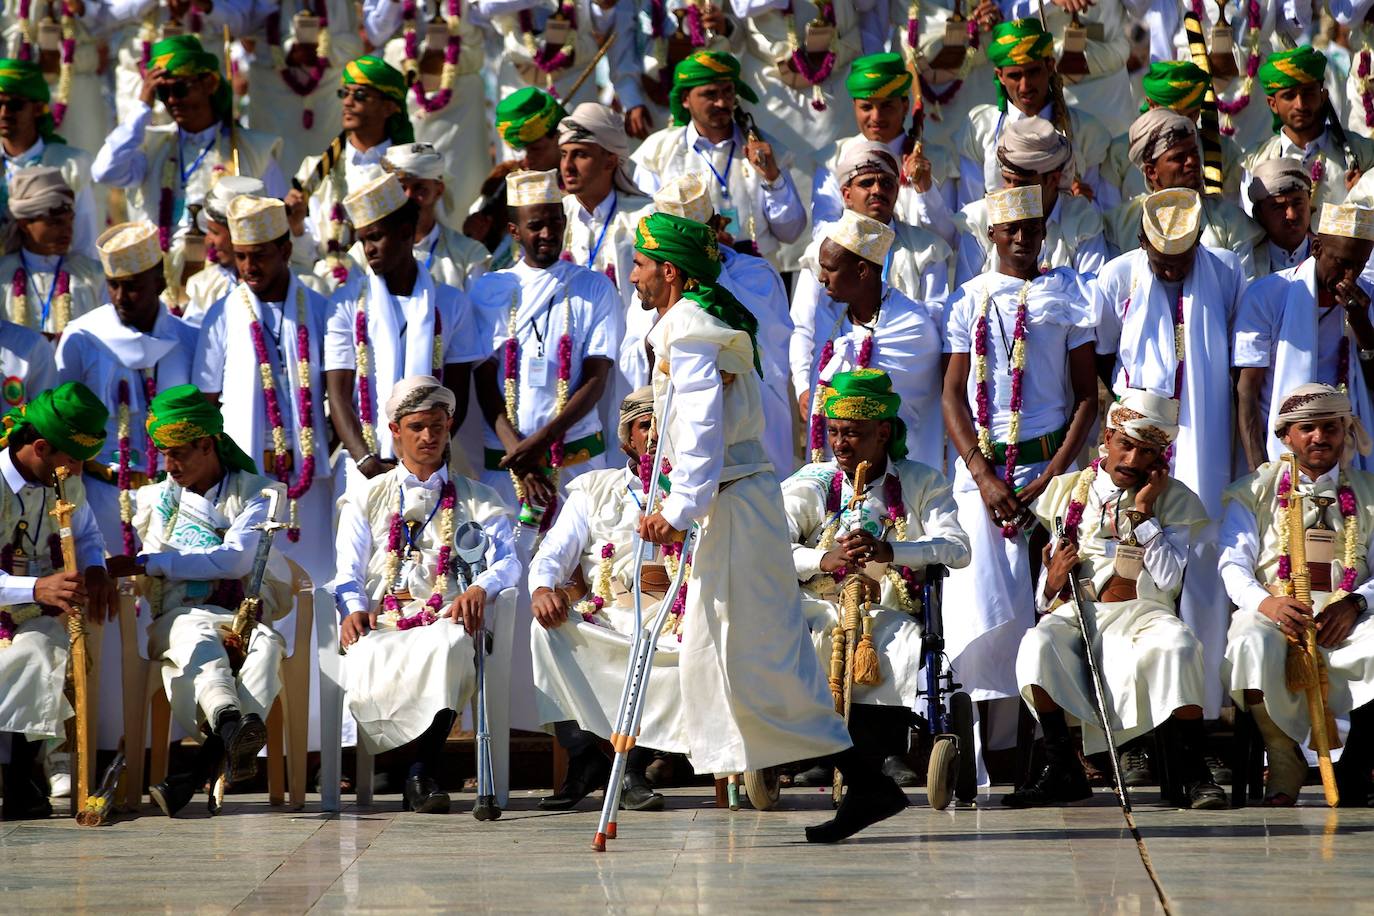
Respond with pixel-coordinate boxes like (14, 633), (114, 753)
(528, 386), (682, 813)
(110, 385), (293, 817)
(782, 369), (970, 787)
(1007, 392), (1226, 810)
(332, 375), (519, 814)
(1221, 383), (1374, 807)
(0, 382), (116, 819)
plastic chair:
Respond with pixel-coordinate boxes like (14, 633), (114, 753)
(317, 587), (517, 812)
(118, 560), (324, 811)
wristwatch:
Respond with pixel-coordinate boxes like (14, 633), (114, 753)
(1359, 348), (1374, 363)
(1353, 594), (1369, 614)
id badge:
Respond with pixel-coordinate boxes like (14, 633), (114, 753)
(171, 196), (187, 230)
(1113, 543), (1145, 580)
(527, 354), (549, 387)
(1307, 528), (1337, 592)
(293, 11), (321, 44)
(543, 14), (570, 45)
(719, 206), (740, 239)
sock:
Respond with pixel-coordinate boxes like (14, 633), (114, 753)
(409, 709), (457, 780)
(627, 746), (655, 783)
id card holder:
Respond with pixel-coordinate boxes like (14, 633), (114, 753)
(294, 12), (321, 44)
(804, 21), (835, 53)
(543, 14), (570, 46)
(719, 206), (740, 239)
(1306, 528), (1337, 592)
(527, 354), (549, 387)
(1113, 543), (1145, 580)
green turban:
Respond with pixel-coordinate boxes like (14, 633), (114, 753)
(633, 212), (761, 375)
(495, 87), (567, 150)
(342, 55), (414, 144)
(986, 19), (1056, 112)
(846, 53), (912, 100)
(1259, 45), (1326, 94)
(668, 50), (758, 128)
(148, 36), (233, 124)
(1140, 60), (1208, 113)
(1, 382), (107, 462)
(820, 368), (908, 460)
(0, 58), (64, 144)
(145, 384), (257, 474)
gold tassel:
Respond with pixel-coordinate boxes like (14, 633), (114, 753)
(853, 616), (882, 686)
(1286, 640), (1316, 691)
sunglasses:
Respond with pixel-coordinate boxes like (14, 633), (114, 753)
(337, 87), (374, 103)
(155, 80), (193, 102)
(0, 97), (31, 113)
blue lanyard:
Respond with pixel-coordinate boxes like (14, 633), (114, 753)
(19, 251), (62, 328)
(586, 192), (617, 269)
(177, 127), (219, 185)
(880, 244), (893, 285)
(12, 487), (46, 551)
(694, 139), (736, 201)
(399, 483), (444, 551)
(424, 232), (440, 271)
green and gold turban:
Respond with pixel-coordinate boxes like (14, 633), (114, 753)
(148, 36), (233, 123)
(820, 368), (908, 460)
(495, 87), (567, 150)
(0, 58), (63, 143)
(1, 382), (107, 461)
(1259, 45), (1326, 94)
(668, 50), (758, 128)
(146, 384), (257, 474)
(633, 212), (761, 375)
(342, 55), (414, 144)
(1140, 60), (1208, 113)
(987, 19), (1056, 112)
(846, 53), (912, 100)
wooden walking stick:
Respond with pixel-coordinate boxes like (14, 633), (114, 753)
(51, 466), (91, 815)
(564, 32), (616, 102)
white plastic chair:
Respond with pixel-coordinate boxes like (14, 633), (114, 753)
(317, 586), (517, 811)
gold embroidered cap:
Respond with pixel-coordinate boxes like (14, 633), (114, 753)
(226, 194), (289, 245)
(506, 168), (564, 208)
(1141, 187), (1201, 255)
(1106, 390), (1179, 448)
(985, 185), (1043, 226)
(825, 209), (895, 266)
(1317, 202), (1374, 242)
(653, 172), (714, 224)
(343, 172), (408, 230)
(96, 221), (162, 278)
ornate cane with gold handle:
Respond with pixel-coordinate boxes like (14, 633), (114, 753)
(50, 466), (91, 815)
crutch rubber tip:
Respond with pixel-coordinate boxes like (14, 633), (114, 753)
(592, 833), (607, 851)
(606, 821), (618, 839)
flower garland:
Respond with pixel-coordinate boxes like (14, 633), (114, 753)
(785, 0), (837, 111)
(973, 280), (1031, 537)
(379, 480), (457, 628)
(906, 0), (979, 115)
(573, 541), (615, 623)
(403, 0), (462, 114)
(0, 534), (64, 647)
(17, 0), (34, 59)
(50, 2), (76, 128)
(322, 167), (351, 289)
(353, 292), (443, 455)
(662, 539), (691, 638)
(114, 372), (159, 558)
(241, 285), (316, 540)
(521, 2), (576, 89)
(504, 293), (573, 524)
(267, 1), (332, 130)
(1062, 458), (1099, 546)
(814, 467), (917, 613)
(1359, 42), (1374, 131)
(807, 314), (877, 464)
(1195, 0), (1262, 137)
(1276, 466), (1360, 599)
(8, 264), (73, 334)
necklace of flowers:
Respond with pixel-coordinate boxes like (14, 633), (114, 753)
(637, 455), (691, 638)
(8, 259), (72, 334)
(807, 308), (878, 464)
(0, 526), (63, 647)
(265, 0), (332, 130)
(905, 0), (979, 114)
(379, 478), (457, 628)
(1194, 0), (1261, 137)
(49, 2), (77, 128)
(353, 289), (443, 457)
(1276, 464), (1360, 599)
(573, 541), (616, 624)
(323, 164), (351, 289)
(403, 0), (462, 114)
(504, 292), (573, 515)
(785, 0), (837, 112)
(814, 467), (917, 613)
(241, 284), (316, 541)
(974, 279), (1031, 538)
(1360, 34), (1374, 130)
(114, 372), (159, 558)
(521, 1), (577, 84)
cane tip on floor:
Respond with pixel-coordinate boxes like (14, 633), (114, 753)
(606, 821), (617, 839)
(591, 833), (606, 852)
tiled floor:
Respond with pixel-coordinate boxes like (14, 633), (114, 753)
(4, 787), (1372, 913)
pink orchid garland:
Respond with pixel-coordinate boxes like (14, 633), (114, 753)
(548, 331), (573, 468)
(1360, 50), (1374, 130)
(1197, 0), (1261, 134)
(50, 2), (76, 126)
(326, 204), (350, 286)
(267, 1), (331, 129)
(788, 0), (837, 111)
(17, 0), (33, 60)
(355, 308), (376, 434)
(522, 3), (576, 78)
(405, 0), (461, 113)
(884, 472), (920, 598)
(247, 315), (315, 541)
(909, 11), (978, 108)
(1277, 467), (1293, 581)
(1062, 458), (1100, 546)
(142, 373), (159, 479)
(386, 481), (458, 628)
(1339, 485), (1360, 592)
(116, 379), (137, 557)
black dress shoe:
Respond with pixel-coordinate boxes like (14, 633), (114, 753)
(1186, 778), (1228, 810)
(791, 763), (833, 787)
(539, 749), (611, 811)
(1120, 745), (1153, 787)
(805, 775), (907, 843)
(619, 772), (665, 812)
(1, 778), (52, 821)
(149, 772), (200, 818)
(219, 712), (268, 785)
(1001, 760), (1093, 808)
(403, 775), (450, 814)
(882, 755), (920, 787)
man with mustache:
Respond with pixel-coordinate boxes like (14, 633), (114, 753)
(1221, 383), (1374, 806)
(1008, 391), (1225, 810)
(181, 176), (268, 327)
(1248, 159), (1314, 278)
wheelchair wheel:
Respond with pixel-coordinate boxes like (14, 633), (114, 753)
(927, 736), (958, 810)
(951, 690), (978, 804)
(743, 768), (781, 810)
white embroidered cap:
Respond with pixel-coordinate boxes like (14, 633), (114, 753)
(97, 221), (162, 278)
(383, 142), (446, 181)
(984, 185), (1043, 226)
(1317, 202), (1374, 241)
(343, 172), (408, 230)
(227, 195), (290, 246)
(201, 175), (268, 229)
(1141, 187), (1201, 255)
(653, 172), (714, 224)
(824, 209), (895, 265)
(506, 169), (563, 207)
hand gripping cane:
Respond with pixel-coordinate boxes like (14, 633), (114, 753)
(452, 521), (501, 822)
(592, 381), (698, 851)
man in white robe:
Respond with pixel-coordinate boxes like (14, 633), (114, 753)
(193, 194), (334, 583)
(332, 376), (519, 813)
(1093, 187), (1246, 719)
(1248, 158), (1313, 278)
(1010, 393), (1225, 810)
(182, 176), (267, 327)
(629, 210), (905, 843)
(1235, 202), (1374, 474)
(1221, 384), (1374, 807)
(379, 142), (489, 292)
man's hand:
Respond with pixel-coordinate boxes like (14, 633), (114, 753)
(625, 105), (653, 140)
(1042, 538), (1079, 599)
(531, 586), (569, 629)
(638, 511), (683, 545)
(1335, 277), (1371, 316)
(340, 610), (377, 649)
(1050, 0), (1094, 12)
(358, 455), (396, 479)
(34, 571), (85, 615)
(972, 0), (1001, 30)
(797, 388), (811, 423)
(105, 554), (145, 579)
(701, 2), (728, 33)
(139, 66), (169, 107)
(284, 188), (308, 236)
(1259, 595), (1314, 642)
(837, 530), (894, 565)
(1348, 166), (1364, 193)
(500, 430), (552, 475)
(448, 584), (487, 634)
(745, 137), (781, 183)
(521, 470), (557, 507)
(1134, 462), (1169, 516)
(1316, 596), (1363, 648)
(974, 468), (1023, 528)
(903, 146), (933, 193)
(84, 565), (119, 623)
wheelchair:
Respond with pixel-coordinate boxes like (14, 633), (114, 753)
(914, 565), (977, 809)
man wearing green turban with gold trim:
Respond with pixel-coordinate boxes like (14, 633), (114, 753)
(782, 367), (971, 790)
(1246, 45), (1373, 212)
(953, 19), (1112, 209)
(495, 87), (566, 172)
(0, 381), (117, 819)
(629, 212), (909, 844)
(105, 383), (292, 819)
